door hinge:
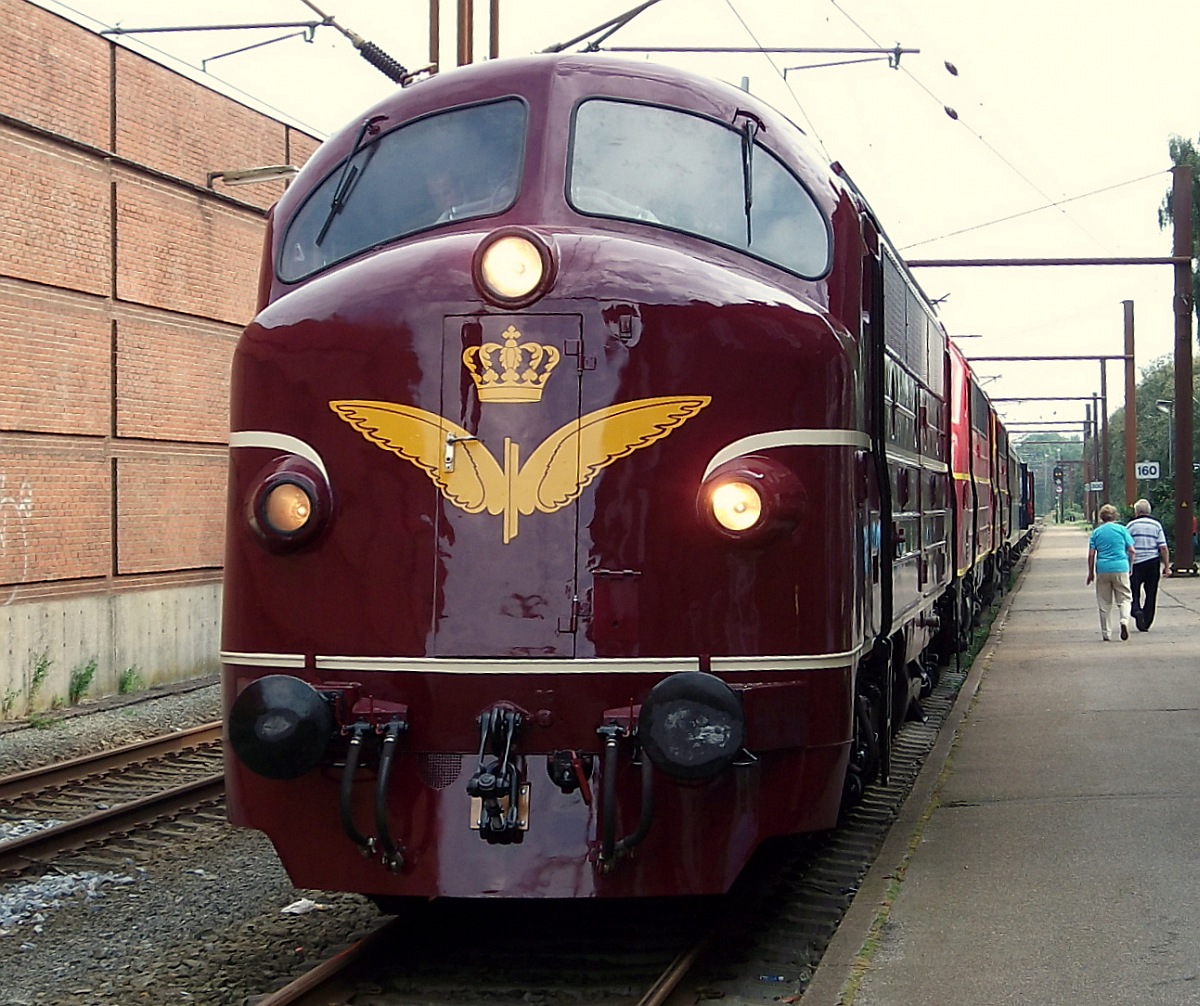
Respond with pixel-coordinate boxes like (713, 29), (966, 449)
(557, 596), (592, 634)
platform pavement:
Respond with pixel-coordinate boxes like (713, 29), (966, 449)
(804, 523), (1200, 1006)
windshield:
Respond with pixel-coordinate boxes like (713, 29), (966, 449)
(568, 99), (830, 278)
(280, 99), (527, 282)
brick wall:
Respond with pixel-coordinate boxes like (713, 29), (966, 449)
(0, 280), (110, 435)
(116, 454), (227, 573)
(113, 47), (293, 212)
(115, 307), (236, 444)
(0, 448), (110, 584)
(114, 172), (265, 322)
(1, 0), (111, 148)
(0, 125), (112, 295)
(0, 0), (323, 705)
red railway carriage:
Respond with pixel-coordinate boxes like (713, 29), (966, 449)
(947, 339), (1004, 638)
(221, 54), (1013, 901)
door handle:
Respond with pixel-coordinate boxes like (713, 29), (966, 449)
(445, 433), (479, 472)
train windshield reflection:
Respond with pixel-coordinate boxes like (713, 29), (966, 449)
(568, 99), (831, 278)
(279, 99), (527, 282)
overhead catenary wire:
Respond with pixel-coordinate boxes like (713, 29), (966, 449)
(294, 0), (413, 83)
(541, 0), (665, 54)
(720, 0), (829, 153)
(900, 169), (1175, 250)
(827, 0), (1104, 248)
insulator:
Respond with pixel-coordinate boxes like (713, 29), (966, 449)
(357, 41), (409, 83)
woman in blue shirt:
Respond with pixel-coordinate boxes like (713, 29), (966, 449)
(1086, 504), (1136, 641)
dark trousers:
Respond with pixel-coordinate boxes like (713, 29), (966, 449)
(1130, 558), (1162, 630)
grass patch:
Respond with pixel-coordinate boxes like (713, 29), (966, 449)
(118, 665), (144, 695)
(69, 657), (98, 704)
(29, 650), (51, 699)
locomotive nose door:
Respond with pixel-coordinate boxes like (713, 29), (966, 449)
(434, 315), (584, 657)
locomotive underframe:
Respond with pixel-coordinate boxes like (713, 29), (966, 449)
(223, 663), (854, 898)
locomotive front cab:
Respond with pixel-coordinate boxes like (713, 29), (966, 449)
(222, 56), (869, 899)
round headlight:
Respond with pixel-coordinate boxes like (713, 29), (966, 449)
(481, 236), (542, 299)
(697, 456), (803, 544)
(263, 482), (313, 534)
(473, 228), (555, 307)
(247, 456), (331, 549)
(710, 481), (763, 532)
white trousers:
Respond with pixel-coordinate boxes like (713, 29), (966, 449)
(1095, 572), (1132, 638)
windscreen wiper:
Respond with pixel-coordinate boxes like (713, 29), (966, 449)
(316, 114), (387, 247)
(738, 114), (759, 245)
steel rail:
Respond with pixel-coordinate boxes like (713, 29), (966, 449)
(637, 933), (713, 1006)
(251, 917), (406, 1006)
(0, 773), (224, 874)
(253, 913), (710, 1006)
(0, 721), (222, 804)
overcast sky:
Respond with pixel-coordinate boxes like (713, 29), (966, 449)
(39, 0), (1200, 437)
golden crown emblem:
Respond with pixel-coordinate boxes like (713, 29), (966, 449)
(462, 326), (560, 403)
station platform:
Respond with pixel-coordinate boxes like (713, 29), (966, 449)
(806, 523), (1200, 1006)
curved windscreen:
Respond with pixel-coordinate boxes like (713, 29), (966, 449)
(569, 99), (830, 278)
(279, 99), (527, 282)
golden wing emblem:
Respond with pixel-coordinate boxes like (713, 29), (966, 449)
(329, 400), (504, 514)
(519, 396), (712, 512)
(330, 395), (711, 542)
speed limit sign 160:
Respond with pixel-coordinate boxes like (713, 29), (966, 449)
(1136, 461), (1161, 480)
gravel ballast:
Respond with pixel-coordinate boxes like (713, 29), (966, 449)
(0, 678), (384, 1004)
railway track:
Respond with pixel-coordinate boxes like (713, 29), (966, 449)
(0, 721), (224, 875)
(254, 898), (715, 1006)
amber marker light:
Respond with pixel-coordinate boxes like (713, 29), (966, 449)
(473, 228), (555, 307)
(699, 457), (804, 544)
(248, 457), (330, 549)
(264, 482), (313, 534)
(711, 480), (763, 532)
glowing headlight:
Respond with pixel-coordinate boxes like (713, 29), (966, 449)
(263, 482), (313, 534)
(247, 456), (330, 549)
(480, 235), (543, 299)
(710, 480), (763, 531)
(474, 228), (555, 307)
(697, 457), (803, 544)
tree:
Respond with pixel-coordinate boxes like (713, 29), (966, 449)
(1157, 136), (1200, 340)
(1105, 354), (1200, 538)
(1015, 432), (1083, 518)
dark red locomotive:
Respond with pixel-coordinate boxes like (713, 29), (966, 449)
(222, 54), (1026, 900)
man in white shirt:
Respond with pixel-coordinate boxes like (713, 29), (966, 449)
(1126, 499), (1170, 631)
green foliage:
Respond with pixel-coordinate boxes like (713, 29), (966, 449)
(1, 689), (17, 716)
(1012, 432), (1084, 517)
(29, 650), (51, 698)
(1103, 353), (1200, 538)
(118, 665), (144, 695)
(69, 657), (98, 705)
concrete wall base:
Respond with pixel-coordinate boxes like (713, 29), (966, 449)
(0, 582), (221, 717)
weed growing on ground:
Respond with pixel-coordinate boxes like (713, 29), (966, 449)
(118, 665), (144, 695)
(29, 650), (51, 699)
(69, 657), (98, 704)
